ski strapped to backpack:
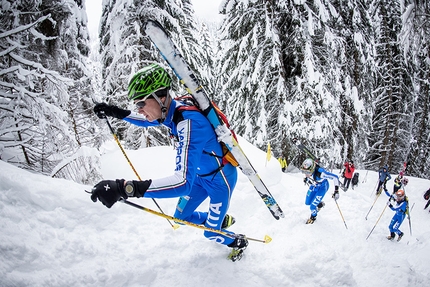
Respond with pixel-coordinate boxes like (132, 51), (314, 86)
(145, 20), (284, 220)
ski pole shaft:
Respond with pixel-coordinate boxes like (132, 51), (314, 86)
(365, 192), (382, 220)
(370, 180), (379, 197)
(103, 116), (178, 230)
(334, 199), (348, 229)
(120, 199), (272, 244)
(366, 202), (389, 240)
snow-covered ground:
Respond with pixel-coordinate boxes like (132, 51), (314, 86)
(1, 137), (429, 286)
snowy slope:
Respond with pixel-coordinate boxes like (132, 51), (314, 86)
(1, 137), (429, 287)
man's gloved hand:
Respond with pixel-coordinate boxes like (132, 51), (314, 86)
(91, 179), (152, 208)
(91, 179), (127, 208)
(389, 203), (393, 208)
(332, 187), (339, 200)
(303, 177), (309, 185)
(93, 103), (131, 119)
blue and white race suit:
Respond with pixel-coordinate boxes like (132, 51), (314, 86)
(124, 100), (238, 246)
(305, 167), (340, 217)
(384, 190), (407, 235)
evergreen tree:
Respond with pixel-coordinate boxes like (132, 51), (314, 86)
(400, 0), (430, 177)
(365, 0), (410, 171)
(98, 0), (206, 149)
(0, 0), (99, 183)
(218, 0), (287, 153)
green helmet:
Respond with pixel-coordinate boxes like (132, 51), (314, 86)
(128, 64), (171, 101)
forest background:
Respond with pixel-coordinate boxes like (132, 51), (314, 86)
(0, 0), (429, 184)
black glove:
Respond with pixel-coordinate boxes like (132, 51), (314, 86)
(91, 179), (127, 208)
(94, 103), (131, 119)
(91, 179), (152, 208)
(389, 204), (393, 208)
(332, 190), (339, 200)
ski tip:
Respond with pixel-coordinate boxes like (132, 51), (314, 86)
(264, 235), (272, 244)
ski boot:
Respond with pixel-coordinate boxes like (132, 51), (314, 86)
(387, 232), (396, 241)
(306, 215), (317, 224)
(222, 214), (236, 229)
(397, 232), (404, 242)
(317, 202), (325, 212)
(227, 234), (248, 262)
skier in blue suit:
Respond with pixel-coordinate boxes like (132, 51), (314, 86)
(385, 189), (408, 241)
(90, 64), (247, 255)
(300, 158), (340, 224)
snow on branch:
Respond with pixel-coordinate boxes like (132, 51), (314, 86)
(0, 14), (52, 39)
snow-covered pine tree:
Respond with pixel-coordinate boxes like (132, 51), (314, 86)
(0, 0), (99, 183)
(98, 0), (206, 150)
(399, 0), (430, 178)
(217, 0), (287, 154)
(365, 0), (410, 171)
(328, 0), (372, 166)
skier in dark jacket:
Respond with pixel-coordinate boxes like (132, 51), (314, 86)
(385, 189), (408, 241)
(90, 64), (246, 256)
(300, 158), (340, 224)
(376, 165), (391, 195)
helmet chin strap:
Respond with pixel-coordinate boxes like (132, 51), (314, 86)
(151, 90), (170, 123)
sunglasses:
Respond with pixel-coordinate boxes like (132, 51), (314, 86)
(134, 94), (153, 109)
(135, 98), (148, 109)
(134, 89), (168, 109)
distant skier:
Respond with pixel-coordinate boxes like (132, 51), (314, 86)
(392, 171), (406, 194)
(300, 158), (341, 224)
(278, 156), (287, 173)
(342, 160), (355, 191)
(376, 165), (391, 195)
(385, 189), (408, 241)
(423, 188), (430, 211)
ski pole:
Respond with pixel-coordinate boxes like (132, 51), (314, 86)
(120, 199), (272, 244)
(362, 170), (368, 183)
(101, 114), (179, 230)
(334, 198), (348, 229)
(366, 200), (390, 240)
(370, 180), (379, 197)
(365, 192), (382, 220)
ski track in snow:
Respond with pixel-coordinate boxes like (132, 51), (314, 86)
(1, 138), (429, 286)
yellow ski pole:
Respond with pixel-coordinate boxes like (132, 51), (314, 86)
(102, 114), (179, 230)
(334, 198), (348, 229)
(120, 199), (272, 244)
(366, 201), (390, 240)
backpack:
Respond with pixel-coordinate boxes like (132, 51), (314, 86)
(172, 95), (239, 171)
(352, 173), (359, 185)
(424, 189), (430, 200)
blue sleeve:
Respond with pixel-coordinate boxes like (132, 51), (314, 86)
(390, 201), (407, 213)
(320, 169), (340, 186)
(386, 173), (392, 181)
(123, 112), (159, 127)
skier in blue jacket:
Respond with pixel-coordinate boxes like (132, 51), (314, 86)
(300, 158), (341, 224)
(376, 165), (391, 195)
(385, 189), (408, 241)
(90, 64), (246, 254)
